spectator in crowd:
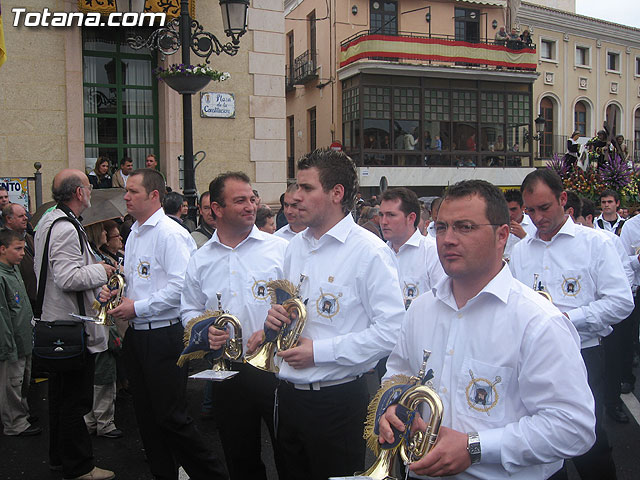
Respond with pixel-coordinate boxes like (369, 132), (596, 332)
(3, 204), (36, 309)
(100, 220), (124, 266)
(145, 154), (158, 170)
(0, 228), (40, 437)
(0, 187), (9, 227)
(180, 200), (196, 232)
(191, 192), (216, 249)
(276, 193), (287, 230)
(163, 191), (192, 232)
(520, 28), (533, 47)
(358, 206), (383, 239)
(503, 189), (536, 261)
(112, 157), (133, 188)
(275, 183), (306, 241)
(34, 169), (115, 480)
(255, 205), (276, 234)
(495, 25), (508, 45)
(89, 157), (112, 190)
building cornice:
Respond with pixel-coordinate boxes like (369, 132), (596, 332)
(518, 2), (640, 48)
(337, 61), (539, 83)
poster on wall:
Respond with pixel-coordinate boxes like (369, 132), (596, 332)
(201, 92), (235, 118)
(0, 178), (30, 210)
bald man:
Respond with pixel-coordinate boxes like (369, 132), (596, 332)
(34, 169), (115, 480)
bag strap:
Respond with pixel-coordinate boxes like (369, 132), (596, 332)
(597, 218), (605, 230)
(615, 219), (625, 236)
(34, 214), (86, 319)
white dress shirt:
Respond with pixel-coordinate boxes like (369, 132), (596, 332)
(594, 213), (624, 234)
(180, 226), (288, 352)
(278, 214), (406, 384)
(385, 265), (595, 480)
(504, 213), (536, 260)
(387, 228), (445, 309)
(619, 214), (640, 287)
(274, 224), (298, 242)
(509, 217), (634, 348)
(124, 208), (196, 325)
(592, 228), (634, 287)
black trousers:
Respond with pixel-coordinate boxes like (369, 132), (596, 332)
(551, 345), (617, 480)
(48, 353), (96, 478)
(603, 312), (636, 409)
(276, 376), (369, 480)
(212, 362), (283, 480)
(124, 323), (227, 480)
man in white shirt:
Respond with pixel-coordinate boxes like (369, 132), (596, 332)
(379, 179), (595, 479)
(509, 169), (633, 480)
(181, 172), (288, 479)
(265, 149), (406, 480)
(426, 197), (442, 238)
(503, 189), (536, 260)
(594, 189), (625, 235)
(274, 183), (306, 241)
(106, 169), (226, 480)
(379, 187), (445, 309)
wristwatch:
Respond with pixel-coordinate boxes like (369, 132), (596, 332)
(467, 432), (481, 465)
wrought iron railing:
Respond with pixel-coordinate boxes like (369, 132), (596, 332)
(293, 50), (318, 84)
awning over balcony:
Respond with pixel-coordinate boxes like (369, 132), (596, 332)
(457, 0), (507, 6)
(340, 35), (536, 70)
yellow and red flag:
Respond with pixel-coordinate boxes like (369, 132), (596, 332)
(0, 1), (7, 68)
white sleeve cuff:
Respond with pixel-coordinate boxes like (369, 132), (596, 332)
(566, 308), (586, 329)
(478, 427), (504, 464)
(134, 299), (149, 317)
(312, 337), (334, 365)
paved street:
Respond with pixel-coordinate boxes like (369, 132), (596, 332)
(3, 358), (640, 480)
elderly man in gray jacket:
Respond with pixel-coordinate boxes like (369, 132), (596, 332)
(34, 169), (115, 480)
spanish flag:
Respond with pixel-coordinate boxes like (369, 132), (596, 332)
(0, 1), (7, 68)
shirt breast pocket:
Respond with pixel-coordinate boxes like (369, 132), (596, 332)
(133, 255), (153, 281)
(246, 271), (278, 305)
(552, 269), (593, 305)
(455, 357), (512, 424)
(312, 281), (352, 326)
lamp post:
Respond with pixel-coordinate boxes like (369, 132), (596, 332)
(125, 0), (248, 221)
(531, 114), (546, 161)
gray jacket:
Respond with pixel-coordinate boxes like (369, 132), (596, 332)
(34, 208), (108, 353)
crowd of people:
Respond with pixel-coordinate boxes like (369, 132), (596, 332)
(0, 148), (639, 480)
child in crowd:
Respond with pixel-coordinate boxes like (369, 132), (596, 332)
(0, 228), (40, 436)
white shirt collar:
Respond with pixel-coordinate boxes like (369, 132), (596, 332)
(131, 207), (164, 233)
(530, 216), (575, 243)
(433, 262), (512, 311)
(387, 228), (421, 252)
(209, 224), (264, 250)
(301, 214), (354, 245)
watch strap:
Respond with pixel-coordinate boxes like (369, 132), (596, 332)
(467, 432), (481, 465)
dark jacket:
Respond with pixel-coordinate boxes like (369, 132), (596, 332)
(0, 262), (33, 361)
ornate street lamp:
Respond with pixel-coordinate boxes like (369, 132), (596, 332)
(126, 0), (248, 221)
(116, 0), (146, 13)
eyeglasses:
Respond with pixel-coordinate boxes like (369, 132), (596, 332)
(107, 234), (121, 239)
(434, 221), (502, 236)
(79, 184), (93, 192)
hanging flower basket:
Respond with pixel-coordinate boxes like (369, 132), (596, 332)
(155, 64), (230, 95)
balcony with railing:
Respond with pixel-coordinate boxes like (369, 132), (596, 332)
(293, 50), (318, 85)
(340, 31), (537, 71)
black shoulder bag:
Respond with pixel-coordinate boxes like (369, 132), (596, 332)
(32, 214), (89, 372)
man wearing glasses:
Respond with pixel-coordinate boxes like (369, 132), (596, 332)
(510, 169), (633, 480)
(379, 179), (595, 479)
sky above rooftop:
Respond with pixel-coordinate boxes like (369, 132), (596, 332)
(576, 0), (640, 28)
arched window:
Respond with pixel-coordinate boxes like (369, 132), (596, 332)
(540, 97), (554, 158)
(606, 103), (622, 136)
(574, 101), (587, 136)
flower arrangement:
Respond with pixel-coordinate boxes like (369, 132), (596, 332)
(154, 63), (230, 82)
(546, 153), (640, 206)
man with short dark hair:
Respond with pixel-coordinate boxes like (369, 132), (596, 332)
(191, 191), (216, 248)
(255, 205), (276, 234)
(380, 180), (595, 479)
(595, 189), (625, 235)
(275, 183), (306, 241)
(145, 154), (158, 169)
(510, 169), (634, 479)
(265, 149), (405, 480)
(35, 169), (115, 480)
(104, 168), (226, 480)
(163, 191), (191, 232)
(111, 157), (133, 188)
(503, 189), (536, 260)
(181, 171), (288, 480)
(379, 187), (444, 309)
